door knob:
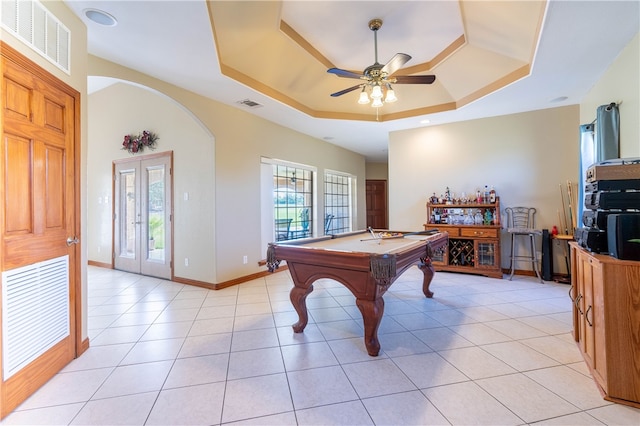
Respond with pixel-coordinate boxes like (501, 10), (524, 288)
(66, 236), (79, 246)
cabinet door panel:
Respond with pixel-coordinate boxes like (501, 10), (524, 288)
(476, 239), (499, 268)
(582, 256), (596, 370)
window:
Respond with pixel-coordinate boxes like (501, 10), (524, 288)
(273, 164), (313, 240)
(324, 172), (354, 235)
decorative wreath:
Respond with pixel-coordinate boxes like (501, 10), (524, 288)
(122, 130), (159, 154)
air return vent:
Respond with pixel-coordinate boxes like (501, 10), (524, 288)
(236, 99), (263, 109)
(2, 255), (70, 380)
(1, 0), (71, 73)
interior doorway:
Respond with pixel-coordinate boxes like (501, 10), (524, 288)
(366, 179), (388, 229)
(113, 152), (173, 279)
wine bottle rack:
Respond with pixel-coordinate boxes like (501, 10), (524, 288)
(424, 197), (502, 278)
(449, 239), (475, 267)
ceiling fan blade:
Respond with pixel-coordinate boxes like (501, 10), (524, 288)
(393, 75), (436, 84)
(330, 84), (363, 97)
(381, 53), (411, 76)
(327, 68), (364, 79)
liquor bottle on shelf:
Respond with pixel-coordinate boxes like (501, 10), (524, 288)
(484, 209), (493, 225)
(489, 186), (496, 203)
(483, 185), (490, 203)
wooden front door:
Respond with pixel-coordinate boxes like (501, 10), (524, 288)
(366, 179), (388, 229)
(1, 43), (81, 418)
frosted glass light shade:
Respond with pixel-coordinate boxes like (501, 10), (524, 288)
(371, 85), (383, 99)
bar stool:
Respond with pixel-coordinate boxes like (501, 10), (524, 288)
(505, 207), (543, 282)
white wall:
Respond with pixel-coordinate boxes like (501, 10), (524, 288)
(389, 105), (580, 270)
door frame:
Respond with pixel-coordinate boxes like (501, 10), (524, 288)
(112, 151), (174, 279)
(0, 41), (83, 418)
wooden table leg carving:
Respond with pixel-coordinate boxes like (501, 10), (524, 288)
(418, 259), (435, 298)
(290, 284), (314, 332)
(355, 297), (385, 356)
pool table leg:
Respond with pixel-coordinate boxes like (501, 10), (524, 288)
(356, 297), (384, 356)
(290, 284), (314, 333)
(418, 260), (435, 298)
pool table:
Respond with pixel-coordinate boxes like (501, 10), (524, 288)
(266, 229), (448, 356)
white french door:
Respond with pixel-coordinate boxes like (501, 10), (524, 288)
(114, 152), (172, 279)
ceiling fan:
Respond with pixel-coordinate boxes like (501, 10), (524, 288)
(328, 18), (436, 107)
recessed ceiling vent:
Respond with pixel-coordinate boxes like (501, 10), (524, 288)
(1, 0), (71, 74)
(236, 99), (263, 109)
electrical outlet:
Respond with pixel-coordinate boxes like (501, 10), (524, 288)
(243, 255), (248, 264)
(184, 258), (189, 266)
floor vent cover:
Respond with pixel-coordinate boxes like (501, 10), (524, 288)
(2, 255), (70, 380)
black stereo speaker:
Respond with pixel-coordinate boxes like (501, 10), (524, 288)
(607, 213), (640, 260)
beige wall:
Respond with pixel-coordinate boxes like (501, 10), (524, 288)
(580, 33), (639, 158)
(86, 58), (367, 283)
(388, 30), (639, 273)
(365, 162), (389, 180)
(389, 105), (580, 271)
(88, 83), (216, 282)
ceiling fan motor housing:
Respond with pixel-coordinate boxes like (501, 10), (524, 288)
(368, 19), (382, 31)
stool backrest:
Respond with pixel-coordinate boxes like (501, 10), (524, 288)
(506, 207), (537, 229)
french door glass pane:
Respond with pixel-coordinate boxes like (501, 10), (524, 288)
(120, 170), (136, 258)
(147, 166), (165, 262)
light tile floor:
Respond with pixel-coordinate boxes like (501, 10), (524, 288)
(3, 266), (640, 425)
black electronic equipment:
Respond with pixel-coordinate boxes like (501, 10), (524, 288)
(585, 179), (640, 192)
(575, 227), (608, 253)
(582, 210), (621, 229)
(584, 191), (640, 210)
(607, 213), (640, 260)
(580, 159), (640, 255)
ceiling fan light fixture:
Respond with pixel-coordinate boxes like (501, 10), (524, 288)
(371, 97), (384, 108)
(370, 84), (383, 100)
(328, 18), (434, 110)
(358, 88), (370, 104)
(385, 86), (397, 103)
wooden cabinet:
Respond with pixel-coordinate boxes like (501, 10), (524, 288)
(424, 198), (502, 279)
(570, 242), (640, 408)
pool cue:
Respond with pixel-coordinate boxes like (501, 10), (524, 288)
(560, 183), (568, 234)
(568, 180), (577, 231)
(557, 210), (564, 236)
(360, 229), (438, 241)
(367, 227), (381, 244)
(566, 180), (575, 233)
